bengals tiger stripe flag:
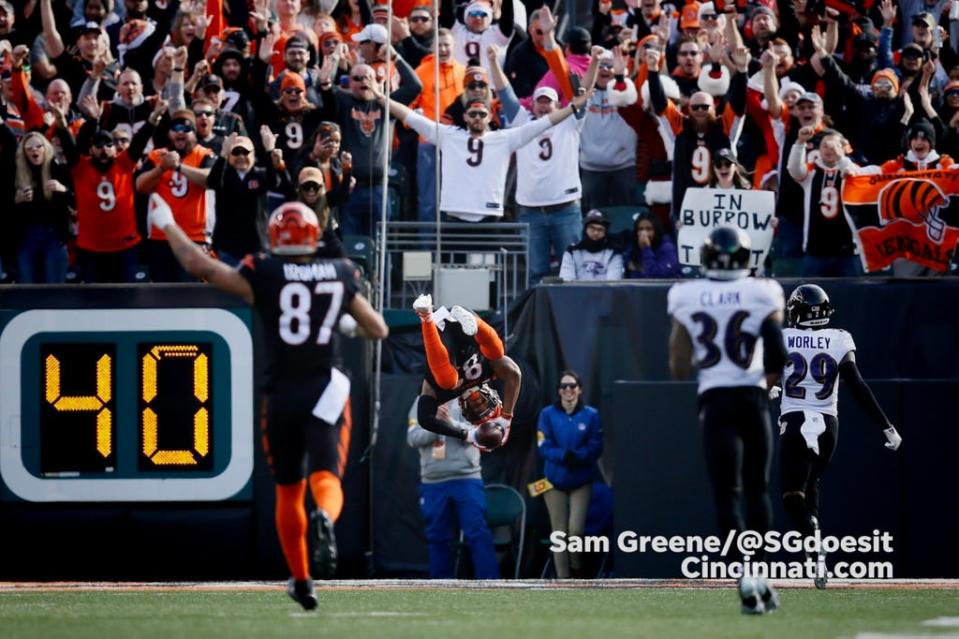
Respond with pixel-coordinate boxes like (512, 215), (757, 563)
(842, 170), (959, 272)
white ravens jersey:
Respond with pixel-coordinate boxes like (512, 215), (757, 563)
(511, 109), (584, 207)
(403, 110), (552, 220)
(779, 327), (855, 417)
(668, 277), (784, 394)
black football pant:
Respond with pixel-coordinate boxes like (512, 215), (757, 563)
(699, 386), (773, 562)
(779, 411), (838, 537)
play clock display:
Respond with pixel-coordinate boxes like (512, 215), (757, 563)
(0, 308), (254, 503)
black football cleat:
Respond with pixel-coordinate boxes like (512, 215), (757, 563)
(287, 578), (318, 611)
(311, 509), (338, 580)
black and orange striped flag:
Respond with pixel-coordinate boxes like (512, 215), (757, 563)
(842, 170), (959, 272)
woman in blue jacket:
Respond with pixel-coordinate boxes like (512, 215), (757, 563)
(537, 370), (604, 578)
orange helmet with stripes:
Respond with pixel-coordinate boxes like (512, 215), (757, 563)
(878, 178), (948, 225)
(268, 202), (319, 255)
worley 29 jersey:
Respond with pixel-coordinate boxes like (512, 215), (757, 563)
(239, 254), (360, 388)
(668, 277), (784, 394)
(779, 327), (855, 418)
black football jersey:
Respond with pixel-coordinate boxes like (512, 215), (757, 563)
(239, 254), (360, 387)
(426, 320), (496, 403)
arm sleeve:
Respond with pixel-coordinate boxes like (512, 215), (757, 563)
(507, 116), (552, 151)
(605, 251), (624, 280)
(878, 26), (895, 70)
(728, 71), (747, 116)
(498, 85), (521, 123)
(58, 122), (81, 167)
(648, 70), (668, 115)
(416, 394), (470, 439)
(207, 155), (227, 190)
(404, 110), (441, 144)
(575, 411), (604, 462)
(760, 315), (787, 375)
(127, 119), (156, 162)
(640, 244), (680, 278)
(496, 0), (514, 38)
(536, 409), (566, 463)
(839, 358), (893, 431)
(558, 250), (576, 280)
(390, 55), (424, 106)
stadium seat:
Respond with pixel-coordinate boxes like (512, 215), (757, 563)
(455, 483), (527, 579)
(601, 205), (650, 235)
(342, 235), (373, 273)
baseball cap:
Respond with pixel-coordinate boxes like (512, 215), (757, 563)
(222, 28), (250, 50)
(912, 12), (935, 28)
(298, 166), (324, 185)
(351, 23), (389, 44)
(681, 2), (702, 30)
(871, 68), (899, 93)
(0, 1), (13, 14)
(201, 74), (223, 89)
(80, 21), (104, 34)
(583, 209), (610, 227)
(564, 26), (592, 46)
(92, 130), (115, 147)
(945, 80), (959, 95)
(285, 36), (310, 52)
(533, 86), (559, 102)
(901, 43), (925, 58)
(464, 65), (488, 86)
(796, 91), (823, 106)
(280, 72), (307, 93)
(713, 148), (741, 166)
(232, 136), (255, 152)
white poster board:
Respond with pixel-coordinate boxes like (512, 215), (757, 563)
(676, 188), (776, 268)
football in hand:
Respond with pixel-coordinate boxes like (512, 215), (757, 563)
(475, 422), (505, 449)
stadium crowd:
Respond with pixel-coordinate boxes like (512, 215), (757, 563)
(1, 0), (958, 284)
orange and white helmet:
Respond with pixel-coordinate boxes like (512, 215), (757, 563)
(268, 202), (319, 255)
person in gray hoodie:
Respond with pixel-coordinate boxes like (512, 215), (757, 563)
(407, 396), (500, 579)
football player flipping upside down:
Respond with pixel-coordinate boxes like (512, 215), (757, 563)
(412, 293), (521, 451)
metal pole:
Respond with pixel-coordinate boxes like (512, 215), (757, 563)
(432, 0), (441, 301)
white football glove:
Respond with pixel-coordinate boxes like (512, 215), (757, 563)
(883, 426), (902, 451)
(768, 386), (782, 400)
(337, 313), (358, 337)
(148, 193), (175, 231)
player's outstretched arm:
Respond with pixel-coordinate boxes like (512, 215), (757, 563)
(668, 319), (693, 380)
(345, 294), (389, 340)
(416, 387), (470, 439)
(148, 194), (254, 304)
(838, 351), (901, 450)
(490, 355), (521, 418)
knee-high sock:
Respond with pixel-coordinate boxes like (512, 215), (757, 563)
(309, 470), (344, 522)
(422, 319), (458, 389)
(475, 317), (504, 361)
(275, 481), (310, 580)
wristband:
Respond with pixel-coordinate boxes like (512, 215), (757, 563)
(173, 67), (184, 72)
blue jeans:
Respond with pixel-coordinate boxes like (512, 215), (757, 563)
(16, 224), (68, 283)
(341, 183), (388, 237)
(580, 166), (636, 213)
(417, 142), (438, 224)
(418, 479), (500, 579)
(518, 202), (582, 285)
(801, 254), (862, 277)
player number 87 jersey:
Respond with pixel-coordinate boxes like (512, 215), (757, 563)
(779, 327), (855, 417)
(668, 278), (784, 394)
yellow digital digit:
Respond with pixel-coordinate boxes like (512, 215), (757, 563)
(141, 345), (211, 466)
(44, 352), (113, 457)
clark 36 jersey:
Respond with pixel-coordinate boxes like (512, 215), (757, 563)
(668, 278), (784, 394)
(239, 254), (360, 388)
(779, 327), (855, 417)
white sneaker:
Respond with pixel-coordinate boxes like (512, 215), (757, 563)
(450, 305), (477, 336)
(738, 577), (765, 615)
(413, 294), (433, 320)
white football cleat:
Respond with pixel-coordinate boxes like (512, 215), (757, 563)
(757, 577), (780, 612)
(412, 294), (433, 320)
(450, 305), (477, 336)
(738, 576), (765, 615)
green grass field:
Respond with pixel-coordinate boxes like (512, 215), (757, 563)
(2, 585), (958, 639)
